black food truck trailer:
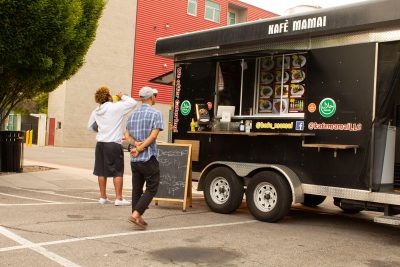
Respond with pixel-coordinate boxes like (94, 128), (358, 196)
(156, 0), (400, 225)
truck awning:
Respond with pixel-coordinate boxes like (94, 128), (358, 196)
(149, 71), (173, 86)
(156, 0), (400, 57)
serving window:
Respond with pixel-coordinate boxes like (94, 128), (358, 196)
(216, 59), (256, 116)
(215, 52), (307, 118)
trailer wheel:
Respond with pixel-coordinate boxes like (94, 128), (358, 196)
(246, 171), (292, 222)
(302, 194), (326, 207)
(203, 167), (244, 214)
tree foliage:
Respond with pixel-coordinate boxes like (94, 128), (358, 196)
(13, 92), (49, 115)
(0, 0), (105, 125)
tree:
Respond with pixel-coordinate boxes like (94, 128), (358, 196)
(0, 0), (105, 126)
(13, 92), (49, 115)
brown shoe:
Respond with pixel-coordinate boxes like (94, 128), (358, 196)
(139, 218), (148, 226)
(128, 216), (146, 230)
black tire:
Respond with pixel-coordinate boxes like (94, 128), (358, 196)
(302, 194), (326, 207)
(246, 171), (292, 222)
(333, 197), (363, 214)
(203, 167), (244, 214)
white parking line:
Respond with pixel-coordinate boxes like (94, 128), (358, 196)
(0, 226), (81, 267)
(0, 193), (57, 203)
(0, 202), (97, 207)
(14, 188), (98, 201)
(0, 220), (257, 252)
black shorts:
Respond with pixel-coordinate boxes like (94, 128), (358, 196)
(93, 142), (124, 177)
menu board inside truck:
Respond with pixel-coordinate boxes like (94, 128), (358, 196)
(257, 53), (307, 115)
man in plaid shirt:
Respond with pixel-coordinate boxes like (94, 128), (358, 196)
(125, 86), (163, 229)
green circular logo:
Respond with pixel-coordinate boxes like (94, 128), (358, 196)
(180, 100), (191, 116)
(319, 98), (336, 118)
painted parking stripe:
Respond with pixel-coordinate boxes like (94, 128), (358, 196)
(14, 188), (98, 201)
(0, 193), (56, 203)
(0, 202), (98, 207)
(0, 220), (257, 252)
(0, 226), (81, 267)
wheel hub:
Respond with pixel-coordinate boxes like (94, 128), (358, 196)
(253, 182), (277, 212)
(210, 177), (230, 205)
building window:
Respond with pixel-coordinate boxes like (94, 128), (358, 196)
(228, 11), (236, 25)
(205, 0), (220, 23)
(187, 0), (197, 16)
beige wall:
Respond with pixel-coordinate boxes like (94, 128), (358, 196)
(153, 103), (171, 143)
(48, 0), (138, 147)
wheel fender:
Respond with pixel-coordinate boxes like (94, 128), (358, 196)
(198, 161), (304, 204)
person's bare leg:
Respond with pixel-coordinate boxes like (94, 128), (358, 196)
(113, 176), (123, 200)
(98, 176), (107, 199)
(131, 210), (141, 219)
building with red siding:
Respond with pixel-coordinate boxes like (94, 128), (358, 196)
(133, 0), (276, 104)
(47, 0), (275, 147)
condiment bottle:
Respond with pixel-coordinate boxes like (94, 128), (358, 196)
(190, 118), (196, 132)
(239, 120), (245, 132)
(245, 120), (252, 133)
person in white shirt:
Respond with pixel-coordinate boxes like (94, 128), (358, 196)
(88, 85), (137, 206)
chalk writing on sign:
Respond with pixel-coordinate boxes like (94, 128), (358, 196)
(155, 145), (190, 199)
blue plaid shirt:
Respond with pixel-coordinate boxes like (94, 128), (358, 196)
(126, 104), (164, 162)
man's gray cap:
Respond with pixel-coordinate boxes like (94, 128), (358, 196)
(139, 86), (158, 99)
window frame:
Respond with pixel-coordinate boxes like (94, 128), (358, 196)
(213, 52), (307, 119)
(205, 0), (220, 23)
(228, 11), (236, 25)
(187, 0), (197, 16)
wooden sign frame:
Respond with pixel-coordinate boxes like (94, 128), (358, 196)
(153, 143), (192, 211)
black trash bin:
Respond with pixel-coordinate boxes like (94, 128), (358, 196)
(0, 131), (24, 172)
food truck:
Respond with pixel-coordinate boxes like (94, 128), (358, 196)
(155, 0), (400, 225)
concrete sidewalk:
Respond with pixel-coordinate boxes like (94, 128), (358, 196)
(0, 160), (106, 192)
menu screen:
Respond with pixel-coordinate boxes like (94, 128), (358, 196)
(257, 53), (307, 115)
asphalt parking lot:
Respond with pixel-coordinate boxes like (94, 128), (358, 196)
(1, 146), (400, 266)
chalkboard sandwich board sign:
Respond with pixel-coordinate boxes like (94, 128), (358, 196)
(153, 143), (192, 211)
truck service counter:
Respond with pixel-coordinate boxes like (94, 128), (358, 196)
(187, 131), (314, 137)
(187, 130), (358, 157)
